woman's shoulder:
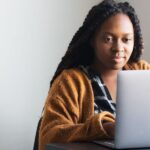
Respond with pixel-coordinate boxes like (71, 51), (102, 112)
(49, 68), (92, 99)
(53, 68), (91, 87)
(124, 59), (150, 70)
(60, 68), (90, 80)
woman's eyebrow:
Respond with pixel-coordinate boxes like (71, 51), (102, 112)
(124, 33), (134, 36)
(102, 32), (134, 36)
(102, 32), (114, 36)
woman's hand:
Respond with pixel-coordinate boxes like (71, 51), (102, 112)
(103, 122), (115, 138)
(98, 111), (115, 138)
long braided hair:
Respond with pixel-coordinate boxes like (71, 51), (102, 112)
(50, 0), (143, 86)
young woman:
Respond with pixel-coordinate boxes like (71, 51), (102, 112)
(39, 0), (150, 149)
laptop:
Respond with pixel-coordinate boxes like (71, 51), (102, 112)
(93, 70), (150, 149)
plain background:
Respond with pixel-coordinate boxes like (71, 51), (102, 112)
(0, 0), (150, 150)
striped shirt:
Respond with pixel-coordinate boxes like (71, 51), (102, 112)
(79, 66), (116, 115)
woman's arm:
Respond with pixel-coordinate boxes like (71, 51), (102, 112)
(39, 69), (115, 150)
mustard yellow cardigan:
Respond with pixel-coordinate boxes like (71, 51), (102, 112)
(39, 60), (150, 150)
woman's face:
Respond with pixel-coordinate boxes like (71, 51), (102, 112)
(92, 13), (134, 71)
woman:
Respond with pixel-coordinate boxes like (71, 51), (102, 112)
(39, 0), (150, 150)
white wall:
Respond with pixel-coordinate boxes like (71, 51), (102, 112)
(0, 0), (150, 150)
(0, 0), (100, 150)
(131, 0), (150, 61)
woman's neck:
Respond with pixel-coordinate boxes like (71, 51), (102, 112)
(90, 63), (120, 79)
(90, 63), (121, 102)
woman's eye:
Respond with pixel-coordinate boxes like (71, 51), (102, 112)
(104, 36), (113, 43)
(123, 38), (132, 43)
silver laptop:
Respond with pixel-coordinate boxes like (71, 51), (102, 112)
(93, 70), (150, 149)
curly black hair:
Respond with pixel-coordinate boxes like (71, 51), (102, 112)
(50, 0), (143, 86)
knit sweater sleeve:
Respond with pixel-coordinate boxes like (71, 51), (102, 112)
(39, 69), (115, 150)
(124, 60), (150, 70)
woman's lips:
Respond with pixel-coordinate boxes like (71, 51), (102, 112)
(111, 56), (125, 63)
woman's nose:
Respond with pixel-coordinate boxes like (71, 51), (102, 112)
(111, 40), (124, 52)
